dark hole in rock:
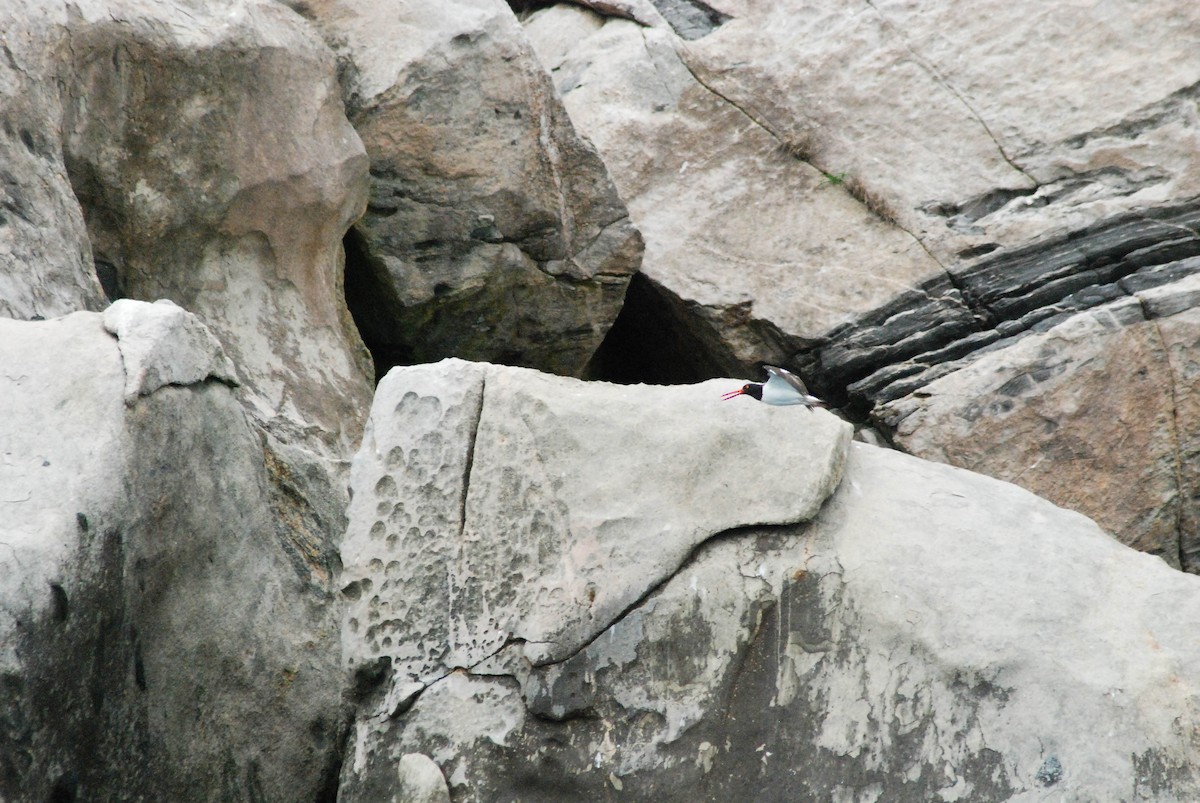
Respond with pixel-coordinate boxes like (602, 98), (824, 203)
(133, 629), (147, 691)
(93, 259), (123, 302)
(343, 227), (410, 382)
(48, 773), (77, 803)
(649, 0), (732, 39)
(585, 272), (726, 385)
(49, 583), (68, 623)
(351, 656), (391, 702)
(506, 0), (559, 14)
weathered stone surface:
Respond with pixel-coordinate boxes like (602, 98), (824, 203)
(102, 299), (236, 404)
(525, 6), (941, 376)
(879, 271), (1200, 570)
(0, 310), (346, 801)
(359, 442), (1200, 801)
(395, 753), (451, 803)
(0, 2), (104, 319)
(816, 203), (1200, 406)
(338, 359), (851, 796)
(57, 0), (372, 453)
(306, 0), (641, 376)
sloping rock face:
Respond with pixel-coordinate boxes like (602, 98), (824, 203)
(0, 305), (346, 802)
(57, 0), (372, 454)
(337, 360), (1200, 801)
(337, 360), (852, 797)
(524, 6), (941, 377)
(0, 2), (105, 319)
(303, 0), (642, 376)
(523, 3), (1200, 567)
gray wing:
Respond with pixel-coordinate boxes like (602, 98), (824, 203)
(764, 365), (810, 395)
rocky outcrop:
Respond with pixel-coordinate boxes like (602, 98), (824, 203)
(6, 0), (1200, 800)
(337, 360), (1200, 801)
(302, 0), (642, 377)
(56, 0), (372, 455)
(524, 6), (940, 376)
(0, 304), (346, 802)
(523, 3), (1200, 567)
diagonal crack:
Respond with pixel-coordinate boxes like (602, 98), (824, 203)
(666, 33), (947, 274)
(1145, 313), (1186, 571)
(531, 522), (803, 669)
(861, 0), (1038, 189)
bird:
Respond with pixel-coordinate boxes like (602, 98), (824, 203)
(722, 365), (828, 410)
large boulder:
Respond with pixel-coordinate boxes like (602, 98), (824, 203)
(337, 359), (852, 796)
(296, 0), (642, 378)
(524, 6), (940, 376)
(337, 360), (1200, 800)
(0, 303), (346, 801)
(55, 0), (372, 455)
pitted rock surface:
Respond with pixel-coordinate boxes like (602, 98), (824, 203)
(340, 358), (851, 688)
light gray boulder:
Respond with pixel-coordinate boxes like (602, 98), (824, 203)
(338, 360), (1200, 801)
(101, 299), (237, 404)
(0, 304), (346, 801)
(338, 359), (851, 796)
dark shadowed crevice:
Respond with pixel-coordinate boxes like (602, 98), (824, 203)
(343, 227), (409, 383)
(647, 0), (732, 40)
(584, 272), (726, 384)
(506, 0), (559, 13)
(93, 258), (123, 303)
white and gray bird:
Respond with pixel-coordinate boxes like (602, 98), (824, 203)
(721, 365), (828, 410)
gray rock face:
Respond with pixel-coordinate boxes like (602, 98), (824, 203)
(338, 359), (851, 796)
(0, 2), (105, 319)
(341, 396), (1200, 800)
(308, 0), (642, 376)
(58, 0), (372, 454)
(0, 305), (346, 801)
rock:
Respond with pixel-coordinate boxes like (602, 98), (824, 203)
(57, 0), (372, 454)
(358, 440), (1200, 801)
(395, 753), (451, 803)
(102, 299), (237, 404)
(0, 311), (346, 801)
(878, 270), (1200, 570)
(337, 359), (851, 795)
(306, 0), (641, 376)
(524, 6), (941, 376)
(523, 4), (1200, 569)
(0, 3), (104, 319)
